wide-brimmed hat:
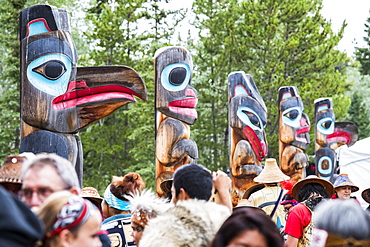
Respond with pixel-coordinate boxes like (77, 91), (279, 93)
(292, 175), (334, 202)
(0, 153), (35, 183)
(81, 187), (103, 205)
(242, 183), (265, 199)
(362, 188), (370, 204)
(253, 158), (289, 183)
(333, 174), (359, 192)
(160, 178), (173, 194)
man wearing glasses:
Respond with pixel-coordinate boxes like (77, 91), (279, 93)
(20, 153), (80, 211)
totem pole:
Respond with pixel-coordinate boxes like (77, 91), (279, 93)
(314, 98), (358, 182)
(327, 122), (358, 150)
(154, 46), (198, 198)
(278, 86), (310, 181)
(228, 71), (267, 203)
(20, 5), (147, 182)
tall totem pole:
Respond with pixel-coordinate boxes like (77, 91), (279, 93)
(278, 86), (310, 181)
(228, 71), (267, 203)
(314, 98), (336, 181)
(154, 46), (198, 197)
(20, 5), (147, 182)
(314, 98), (358, 182)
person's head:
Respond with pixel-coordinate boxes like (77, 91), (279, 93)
(362, 188), (370, 205)
(37, 191), (102, 247)
(333, 174), (359, 200)
(21, 153), (80, 210)
(171, 163), (213, 204)
(292, 175), (334, 202)
(312, 199), (370, 246)
(280, 193), (298, 213)
(210, 207), (284, 247)
(81, 187), (103, 211)
(102, 172), (145, 218)
(129, 189), (169, 246)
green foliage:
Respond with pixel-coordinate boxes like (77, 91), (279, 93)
(80, 0), (185, 191)
(344, 66), (370, 139)
(355, 13), (370, 76)
(191, 0), (349, 166)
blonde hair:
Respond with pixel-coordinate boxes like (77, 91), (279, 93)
(36, 191), (71, 246)
(36, 191), (98, 247)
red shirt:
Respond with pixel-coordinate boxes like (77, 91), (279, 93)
(284, 203), (311, 239)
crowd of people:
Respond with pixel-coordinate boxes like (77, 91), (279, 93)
(1, 153), (370, 247)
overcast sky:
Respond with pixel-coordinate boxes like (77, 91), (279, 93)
(321, 0), (370, 57)
(167, 0), (370, 57)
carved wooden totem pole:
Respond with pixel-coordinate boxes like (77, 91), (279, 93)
(228, 71), (267, 203)
(20, 5), (147, 182)
(314, 98), (336, 181)
(314, 98), (358, 182)
(278, 86), (310, 181)
(154, 46), (198, 197)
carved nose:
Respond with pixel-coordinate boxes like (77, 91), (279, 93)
(300, 118), (308, 127)
(66, 80), (88, 92)
(185, 88), (196, 97)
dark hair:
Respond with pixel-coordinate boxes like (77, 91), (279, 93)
(173, 164), (212, 201)
(298, 183), (329, 202)
(110, 172), (145, 201)
(209, 207), (284, 247)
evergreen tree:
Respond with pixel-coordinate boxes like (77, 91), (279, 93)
(191, 0), (349, 169)
(81, 0), (185, 191)
(347, 93), (370, 139)
(355, 12), (370, 76)
(345, 65), (370, 139)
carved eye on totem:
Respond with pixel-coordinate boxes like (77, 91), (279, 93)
(244, 110), (260, 128)
(317, 117), (334, 135)
(32, 60), (66, 80)
(161, 63), (191, 92)
(27, 54), (72, 96)
(282, 107), (302, 128)
(237, 106), (265, 131)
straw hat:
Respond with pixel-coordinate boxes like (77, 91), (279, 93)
(0, 153), (35, 183)
(253, 158), (289, 183)
(362, 188), (370, 204)
(333, 174), (359, 192)
(81, 187), (103, 205)
(242, 183), (265, 199)
(292, 175), (334, 202)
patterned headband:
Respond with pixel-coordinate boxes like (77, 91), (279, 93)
(48, 195), (92, 237)
(104, 184), (131, 211)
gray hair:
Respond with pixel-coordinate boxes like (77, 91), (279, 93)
(314, 199), (370, 240)
(21, 153), (80, 190)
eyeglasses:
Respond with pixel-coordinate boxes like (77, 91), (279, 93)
(21, 187), (54, 201)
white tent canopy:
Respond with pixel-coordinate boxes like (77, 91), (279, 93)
(337, 137), (370, 209)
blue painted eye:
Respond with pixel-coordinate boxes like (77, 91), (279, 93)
(282, 107), (302, 128)
(237, 106), (265, 131)
(27, 54), (72, 96)
(161, 63), (190, 92)
(318, 156), (333, 176)
(317, 117), (334, 135)
(32, 60), (66, 80)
